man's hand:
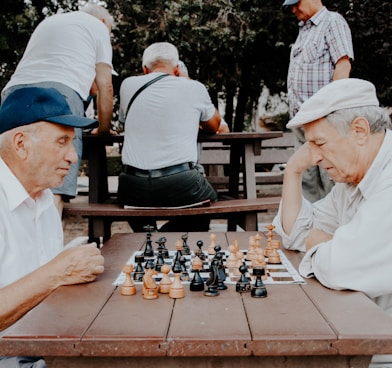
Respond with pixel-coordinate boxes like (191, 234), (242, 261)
(52, 243), (104, 285)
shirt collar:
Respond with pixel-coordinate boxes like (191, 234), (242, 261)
(357, 129), (392, 199)
(0, 157), (53, 214)
(299, 6), (327, 28)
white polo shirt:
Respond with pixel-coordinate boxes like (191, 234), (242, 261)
(0, 158), (63, 288)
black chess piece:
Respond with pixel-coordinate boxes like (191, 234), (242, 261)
(190, 267), (204, 292)
(195, 240), (206, 260)
(181, 234), (191, 255)
(133, 254), (145, 281)
(143, 225), (155, 257)
(204, 259), (220, 296)
(156, 237), (169, 258)
(251, 267), (268, 298)
(236, 263), (251, 293)
(172, 254), (182, 274)
(215, 252), (227, 290)
(155, 250), (165, 272)
(179, 255), (190, 281)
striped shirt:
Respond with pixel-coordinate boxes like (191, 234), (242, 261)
(287, 7), (354, 118)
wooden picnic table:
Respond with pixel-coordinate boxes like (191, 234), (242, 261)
(2, 231), (392, 367)
(81, 131), (283, 203)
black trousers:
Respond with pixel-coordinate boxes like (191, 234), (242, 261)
(117, 167), (217, 232)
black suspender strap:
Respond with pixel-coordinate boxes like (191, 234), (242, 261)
(124, 73), (169, 119)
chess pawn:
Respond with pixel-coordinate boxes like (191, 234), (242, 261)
(194, 240), (206, 261)
(251, 267), (268, 298)
(226, 244), (238, 269)
(121, 264), (137, 296)
(190, 257), (204, 292)
(179, 255), (190, 281)
(169, 271), (185, 299)
(208, 233), (216, 255)
(236, 263), (251, 293)
(158, 264), (172, 294)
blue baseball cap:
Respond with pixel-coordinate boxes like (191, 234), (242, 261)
(0, 87), (98, 134)
(282, 0), (299, 7)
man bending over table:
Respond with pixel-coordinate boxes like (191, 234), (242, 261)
(272, 78), (392, 368)
(0, 87), (104, 367)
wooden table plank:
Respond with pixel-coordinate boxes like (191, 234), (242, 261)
(244, 285), (337, 356)
(302, 279), (392, 355)
(167, 285), (251, 357)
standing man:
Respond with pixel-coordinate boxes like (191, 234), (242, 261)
(283, 0), (354, 202)
(118, 42), (221, 232)
(272, 78), (392, 367)
(1, 4), (115, 216)
(0, 87), (105, 367)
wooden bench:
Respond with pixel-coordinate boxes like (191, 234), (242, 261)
(199, 132), (294, 190)
(63, 197), (281, 242)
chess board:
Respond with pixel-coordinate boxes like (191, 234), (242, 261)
(113, 249), (305, 286)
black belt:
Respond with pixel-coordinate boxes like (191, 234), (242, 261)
(124, 163), (193, 178)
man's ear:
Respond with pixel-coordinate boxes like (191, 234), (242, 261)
(13, 131), (28, 159)
(142, 65), (150, 75)
(351, 116), (370, 145)
(174, 65), (180, 76)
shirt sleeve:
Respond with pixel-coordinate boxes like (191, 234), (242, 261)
(326, 13), (354, 64)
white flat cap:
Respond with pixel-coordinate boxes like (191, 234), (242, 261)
(287, 79), (379, 129)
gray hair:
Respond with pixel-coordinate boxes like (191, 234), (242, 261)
(80, 4), (114, 28)
(326, 106), (392, 136)
(142, 42), (179, 69)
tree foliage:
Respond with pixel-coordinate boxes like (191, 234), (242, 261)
(1, 0), (391, 132)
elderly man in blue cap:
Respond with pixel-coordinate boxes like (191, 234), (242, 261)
(273, 78), (392, 368)
(0, 87), (105, 367)
(283, 0), (354, 203)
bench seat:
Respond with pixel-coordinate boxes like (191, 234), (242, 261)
(63, 197), (281, 242)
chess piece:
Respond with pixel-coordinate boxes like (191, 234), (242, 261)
(156, 237), (169, 258)
(194, 240), (206, 260)
(246, 235), (256, 261)
(142, 268), (159, 300)
(267, 247), (281, 264)
(155, 250), (165, 272)
(181, 234), (191, 255)
(226, 243), (239, 268)
(143, 225), (155, 257)
(251, 267), (268, 298)
(121, 264), (137, 296)
(215, 252), (227, 290)
(158, 264), (172, 294)
(179, 255), (190, 281)
(236, 263), (251, 293)
(190, 257), (204, 292)
(169, 269), (185, 299)
(133, 254), (145, 281)
(208, 233), (216, 255)
(204, 259), (220, 296)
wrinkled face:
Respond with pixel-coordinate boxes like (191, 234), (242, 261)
(25, 122), (78, 193)
(291, 0), (320, 22)
(304, 118), (362, 184)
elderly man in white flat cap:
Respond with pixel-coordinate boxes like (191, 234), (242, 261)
(272, 78), (392, 368)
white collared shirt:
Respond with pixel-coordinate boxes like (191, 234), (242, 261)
(273, 130), (392, 303)
(0, 158), (63, 287)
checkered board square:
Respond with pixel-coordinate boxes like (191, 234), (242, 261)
(113, 249), (305, 286)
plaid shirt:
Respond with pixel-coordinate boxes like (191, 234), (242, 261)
(287, 7), (354, 118)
